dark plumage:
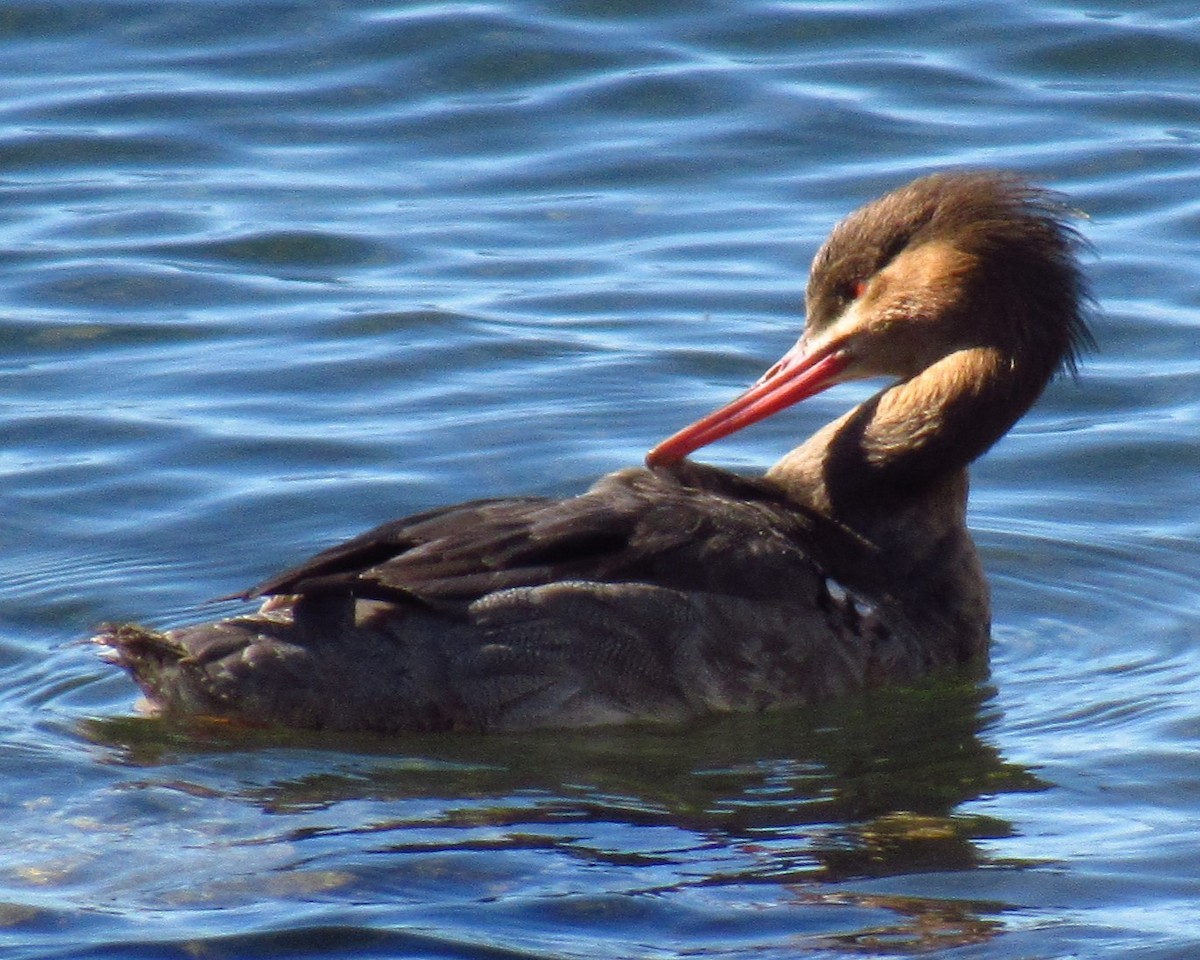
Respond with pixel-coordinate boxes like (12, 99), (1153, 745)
(96, 171), (1091, 732)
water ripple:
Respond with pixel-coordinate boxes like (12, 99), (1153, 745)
(2, 1), (1199, 958)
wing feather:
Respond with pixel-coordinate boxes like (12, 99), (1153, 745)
(238, 462), (875, 611)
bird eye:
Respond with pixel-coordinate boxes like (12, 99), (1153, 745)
(835, 279), (866, 306)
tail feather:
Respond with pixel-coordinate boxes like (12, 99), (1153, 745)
(93, 623), (222, 717)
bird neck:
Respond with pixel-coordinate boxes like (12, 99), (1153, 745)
(761, 345), (1041, 657)
(766, 345), (1046, 534)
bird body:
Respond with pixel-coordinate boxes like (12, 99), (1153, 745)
(97, 172), (1091, 732)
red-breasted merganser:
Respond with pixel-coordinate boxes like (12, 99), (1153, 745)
(96, 171), (1092, 732)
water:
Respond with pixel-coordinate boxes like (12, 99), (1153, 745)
(2, 1), (1198, 956)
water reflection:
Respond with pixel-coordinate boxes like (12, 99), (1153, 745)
(82, 672), (1045, 952)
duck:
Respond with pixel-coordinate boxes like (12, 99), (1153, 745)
(95, 171), (1092, 732)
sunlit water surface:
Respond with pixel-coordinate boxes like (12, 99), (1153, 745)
(2, 2), (1199, 958)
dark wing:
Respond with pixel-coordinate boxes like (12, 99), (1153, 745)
(240, 461), (877, 612)
(240, 495), (572, 604)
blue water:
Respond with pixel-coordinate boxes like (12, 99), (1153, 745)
(3, 1), (1199, 957)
